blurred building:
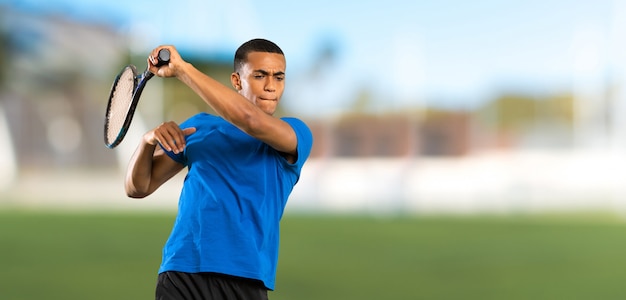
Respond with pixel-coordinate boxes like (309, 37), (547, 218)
(307, 112), (472, 159)
(1, 8), (125, 171)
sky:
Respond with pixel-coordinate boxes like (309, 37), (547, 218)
(3, 0), (624, 115)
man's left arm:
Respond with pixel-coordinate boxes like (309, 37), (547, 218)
(147, 46), (298, 161)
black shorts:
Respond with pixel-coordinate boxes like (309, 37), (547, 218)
(155, 271), (269, 300)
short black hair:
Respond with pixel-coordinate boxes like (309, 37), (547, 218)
(234, 38), (284, 72)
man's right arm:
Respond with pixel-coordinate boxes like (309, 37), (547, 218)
(124, 143), (182, 198)
(125, 122), (195, 198)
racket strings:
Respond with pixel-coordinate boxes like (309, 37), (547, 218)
(106, 67), (136, 144)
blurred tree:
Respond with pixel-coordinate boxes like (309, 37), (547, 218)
(472, 91), (576, 149)
(543, 93), (575, 126)
(482, 93), (538, 131)
(477, 92), (574, 132)
(350, 85), (375, 113)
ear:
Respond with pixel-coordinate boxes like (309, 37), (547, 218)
(231, 72), (241, 91)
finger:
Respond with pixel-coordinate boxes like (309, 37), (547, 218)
(147, 55), (158, 74)
(147, 47), (166, 74)
(153, 123), (178, 152)
(153, 130), (174, 152)
(182, 127), (196, 136)
(149, 47), (162, 65)
(161, 131), (181, 154)
(171, 131), (186, 154)
(162, 123), (187, 153)
(154, 135), (171, 152)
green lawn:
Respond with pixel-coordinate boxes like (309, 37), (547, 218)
(1, 210), (625, 300)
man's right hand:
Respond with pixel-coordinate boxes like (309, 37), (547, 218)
(145, 121), (196, 154)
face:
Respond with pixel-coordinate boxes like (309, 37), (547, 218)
(232, 52), (286, 115)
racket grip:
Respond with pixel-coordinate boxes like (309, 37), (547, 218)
(156, 49), (170, 67)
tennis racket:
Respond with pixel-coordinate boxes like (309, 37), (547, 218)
(104, 49), (170, 148)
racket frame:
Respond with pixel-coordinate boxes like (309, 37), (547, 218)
(104, 49), (170, 148)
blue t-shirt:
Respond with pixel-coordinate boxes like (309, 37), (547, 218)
(158, 113), (313, 290)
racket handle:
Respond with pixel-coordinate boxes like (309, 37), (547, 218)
(156, 49), (170, 67)
(144, 49), (171, 80)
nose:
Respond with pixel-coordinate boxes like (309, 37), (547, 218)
(264, 77), (276, 92)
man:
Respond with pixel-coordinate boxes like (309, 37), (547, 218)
(125, 39), (313, 300)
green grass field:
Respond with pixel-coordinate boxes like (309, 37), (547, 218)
(1, 210), (626, 300)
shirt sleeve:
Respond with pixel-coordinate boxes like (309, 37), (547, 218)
(282, 117), (314, 170)
(161, 144), (187, 165)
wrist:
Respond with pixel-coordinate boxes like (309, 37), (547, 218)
(142, 132), (158, 147)
(175, 62), (193, 80)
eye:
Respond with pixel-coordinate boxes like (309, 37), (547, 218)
(275, 76), (285, 81)
(254, 74), (265, 79)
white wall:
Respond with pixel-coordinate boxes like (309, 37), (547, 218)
(2, 150), (625, 215)
(288, 150), (626, 215)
